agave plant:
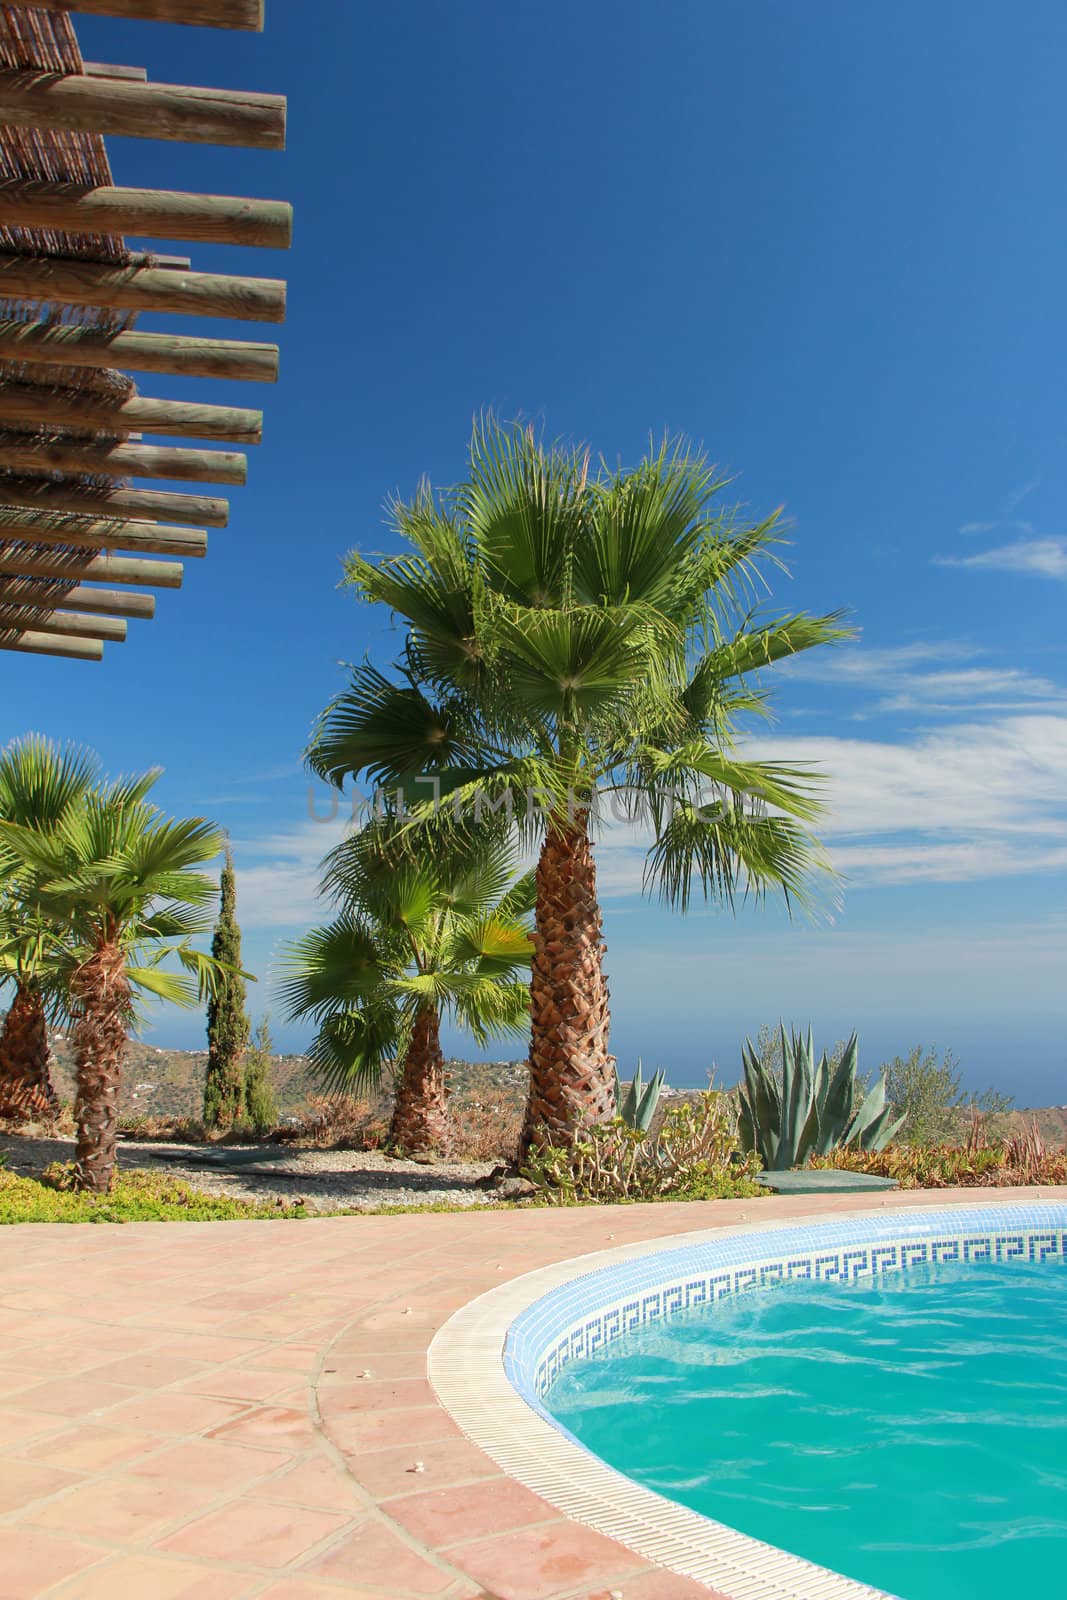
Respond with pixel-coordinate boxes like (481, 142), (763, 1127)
(738, 1025), (904, 1169)
(613, 1060), (666, 1133)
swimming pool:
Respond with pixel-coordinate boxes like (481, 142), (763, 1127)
(430, 1201), (1067, 1600)
(547, 1254), (1067, 1600)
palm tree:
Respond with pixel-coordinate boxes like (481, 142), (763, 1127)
(0, 771), (234, 1192)
(0, 736), (98, 1123)
(308, 421), (849, 1155)
(281, 821), (533, 1154)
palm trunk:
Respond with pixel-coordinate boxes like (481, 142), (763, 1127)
(521, 818), (615, 1155)
(389, 1006), (451, 1156)
(0, 982), (59, 1124)
(71, 942), (130, 1193)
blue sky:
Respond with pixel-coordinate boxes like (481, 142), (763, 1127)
(6, 1), (1066, 1102)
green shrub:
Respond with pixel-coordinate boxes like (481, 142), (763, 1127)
(812, 1125), (1066, 1189)
(0, 1164), (308, 1224)
(522, 1089), (766, 1205)
(883, 1045), (1014, 1145)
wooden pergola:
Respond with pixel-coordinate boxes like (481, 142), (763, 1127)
(0, 0), (289, 662)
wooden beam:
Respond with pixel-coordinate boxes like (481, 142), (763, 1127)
(0, 183), (292, 250)
(0, 478), (227, 529)
(0, 321), (278, 383)
(0, 255), (286, 324)
(0, 580), (155, 620)
(0, 437), (247, 486)
(0, 549), (183, 588)
(128, 252), (191, 270)
(0, 387), (262, 445)
(0, 510), (206, 558)
(83, 63), (148, 83)
(0, 629), (102, 662)
(0, 606), (126, 642)
(22, 1), (265, 32)
(0, 71), (284, 151)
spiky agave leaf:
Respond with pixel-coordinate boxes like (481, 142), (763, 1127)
(847, 1073), (908, 1152)
(627, 1064), (665, 1133)
(811, 1033), (861, 1155)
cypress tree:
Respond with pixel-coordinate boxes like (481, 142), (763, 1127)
(203, 846), (249, 1128)
(243, 1015), (279, 1134)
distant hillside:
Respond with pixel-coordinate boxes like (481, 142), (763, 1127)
(47, 1033), (323, 1120)
(45, 1034), (527, 1122)
(38, 1036), (1067, 1142)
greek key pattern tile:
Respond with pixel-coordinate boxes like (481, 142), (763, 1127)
(501, 1209), (1067, 1403)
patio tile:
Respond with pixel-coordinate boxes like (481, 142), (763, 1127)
(303, 1520), (460, 1594)
(324, 1404), (462, 1452)
(206, 1404), (318, 1450)
(175, 1367), (294, 1403)
(387, 1477), (553, 1547)
(319, 1348), (427, 1382)
(326, 1377), (437, 1412)
(9, 1376), (137, 1416)
(20, 1424), (158, 1474)
(255, 1452), (365, 1513)
(0, 1527), (106, 1597)
(448, 1522), (640, 1600)
(47, 1554), (254, 1600)
(24, 1472), (219, 1543)
(240, 1342), (321, 1373)
(150, 1334), (267, 1363)
(351, 1436), (502, 1500)
(105, 1391), (249, 1434)
(0, 1459), (81, 1515)
(254, 1583), (397, 1600)
(0, 1371), (39, 1400)
(156, 1496), (351, 1567)
(0, 1406), (63, 1449)
(80, 1353), (208, 1389)
(128, 1437), (294, 1491)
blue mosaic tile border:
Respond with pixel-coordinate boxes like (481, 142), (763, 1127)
(505, 1203), (1067, 1409)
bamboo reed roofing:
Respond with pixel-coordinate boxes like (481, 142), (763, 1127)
(0, 0), (288, 663)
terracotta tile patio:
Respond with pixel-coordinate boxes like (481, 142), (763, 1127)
(1, 1186), (1061, 1599)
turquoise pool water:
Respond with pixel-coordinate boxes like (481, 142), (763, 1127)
(546, 1258), (1067, 1600)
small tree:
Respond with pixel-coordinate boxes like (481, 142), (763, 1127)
(282, 819), (533, 1155)
(883, 1045), (1013, 1145)
(309, 421), (848, 1156)
(0, 773), (238, 1192)
(0, 736), (98, 1123)
(243, 1015), (278, 1134)
(203, 846), (250, 1129)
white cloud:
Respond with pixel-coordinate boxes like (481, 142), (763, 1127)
(747, 715), (1067, 839)
(594, 713), (1067, 894)
(227, 715), (1067, 929)
(1005, 476), (1041, 513)
(230, 815), (352, 929)
(959, 521), (995, 534)
(936, 538), (1067, 581)
(784, 641), (1065, 715)
(827, 838), (1067, 884)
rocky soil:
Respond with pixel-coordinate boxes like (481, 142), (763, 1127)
(0, 1132), (519, 1214)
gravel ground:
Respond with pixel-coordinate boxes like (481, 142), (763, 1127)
(0, 1133), (507, 1213)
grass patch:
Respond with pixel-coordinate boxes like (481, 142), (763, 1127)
(0, 1165), (309, 1224)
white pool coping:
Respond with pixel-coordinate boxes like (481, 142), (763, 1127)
(428, 1197), (1067, 1600)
